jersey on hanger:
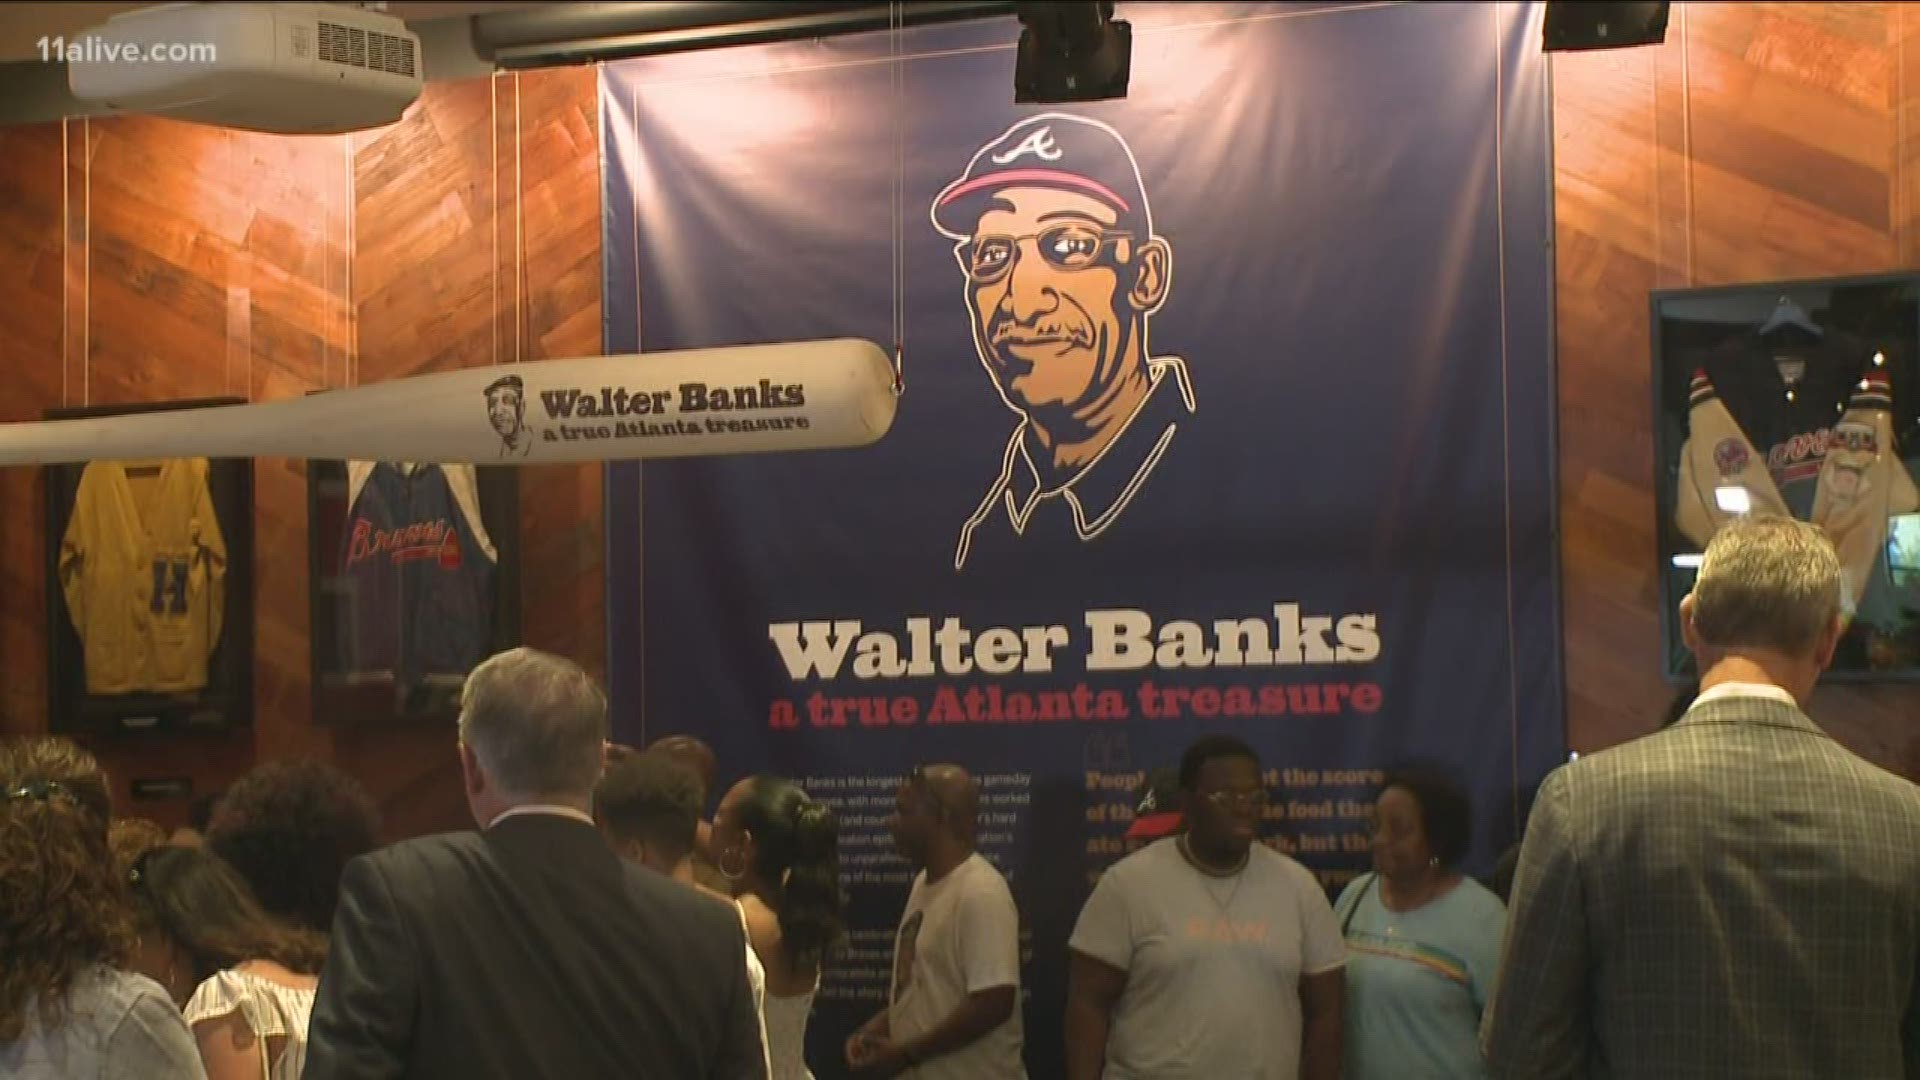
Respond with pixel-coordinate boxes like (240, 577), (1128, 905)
(59, 458), (228, 695)
(336, 461), (498, 688)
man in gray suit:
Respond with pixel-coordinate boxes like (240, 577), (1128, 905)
(1481, 516), (1920, 1079)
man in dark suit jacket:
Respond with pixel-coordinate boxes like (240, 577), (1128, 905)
(305, 647), (768, 1080)
(1482, 517), (1920, 1079)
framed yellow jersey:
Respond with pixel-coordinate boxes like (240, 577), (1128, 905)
(59, 457), (228, 694)
(44, 397), (254, 734)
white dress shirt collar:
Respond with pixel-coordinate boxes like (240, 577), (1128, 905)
(486, 804), (596, 829)
(1691, 681), (1798, 709)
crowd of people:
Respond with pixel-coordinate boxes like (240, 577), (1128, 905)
(1, 746), (372, 1079)
(4, 516), (1920, 1078)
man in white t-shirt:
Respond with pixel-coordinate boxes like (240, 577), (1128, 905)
(845, 764), (1026, 1079)
(1065, 735), (1346, 1080)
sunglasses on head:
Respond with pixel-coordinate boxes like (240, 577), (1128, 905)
(6, 779), (74, 804)
(4, 779), (103, 819)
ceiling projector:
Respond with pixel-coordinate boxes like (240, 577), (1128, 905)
(65, 2), (425, 135)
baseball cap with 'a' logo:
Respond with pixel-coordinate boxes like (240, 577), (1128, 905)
(1125, 767), (1184, 840)
(933, 112), (1153, 240)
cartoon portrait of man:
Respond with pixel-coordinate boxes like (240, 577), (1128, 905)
(933, 113), (1195, 572)
(484, 373), (532, 458)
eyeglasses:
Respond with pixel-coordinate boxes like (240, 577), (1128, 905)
(960, 224), (1134, 284)
(1203, 788), (1270, 812)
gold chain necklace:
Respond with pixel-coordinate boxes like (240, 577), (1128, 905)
(1178, 835), (1250, 913)
(1177, 834), (1250, 877)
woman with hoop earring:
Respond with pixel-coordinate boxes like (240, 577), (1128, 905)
(711, 776), (846, 1080)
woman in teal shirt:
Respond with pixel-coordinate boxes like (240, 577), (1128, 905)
(1334, 767), (1506, 1079)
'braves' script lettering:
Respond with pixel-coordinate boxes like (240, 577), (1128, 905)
(347, 518), (462, 568)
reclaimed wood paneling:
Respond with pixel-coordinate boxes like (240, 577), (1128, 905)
(1555, 1), (1920, 777)
(82, 115), (349, 816)
(0, 68), (604, 833)
(344, 67), (605, 840)
(506, 69), (607, 692)
(0, 121), (65, 739)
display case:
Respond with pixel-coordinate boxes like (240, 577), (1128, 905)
(44, 398), (255, 733)
(1653, 272), (1920, 680)
(307, 459), (521, 724)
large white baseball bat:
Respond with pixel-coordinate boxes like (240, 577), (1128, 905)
(0, 338), (899, 466)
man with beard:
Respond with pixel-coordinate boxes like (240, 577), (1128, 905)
(1064, 735), (1345, 1080)
(932, 113), (1194, 572)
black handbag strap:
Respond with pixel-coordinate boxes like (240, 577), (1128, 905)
(1339, 871), (1378, 937)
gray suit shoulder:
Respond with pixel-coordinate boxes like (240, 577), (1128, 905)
(1554, 704), (1920, 825)
(1835, 749), (1920, 821)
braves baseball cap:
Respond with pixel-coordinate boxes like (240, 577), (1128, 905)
(1124, 767), (1183, 841)
(932, 112), (1151, 239)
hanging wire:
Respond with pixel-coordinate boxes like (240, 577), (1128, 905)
(889, 0), (906, 396)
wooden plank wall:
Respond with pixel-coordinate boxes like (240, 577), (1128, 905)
(5, 2), (1920, 833)
(0, 68), (603, 836)
(1555, 1), (1920, 776)
(0, 122), (65, 737)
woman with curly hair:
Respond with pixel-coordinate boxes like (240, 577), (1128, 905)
(1334, 765), (1506, 1080)
(205, 760), (380, 933)
(0, 737), (205, 1078)
(127, 845), (328, 1080)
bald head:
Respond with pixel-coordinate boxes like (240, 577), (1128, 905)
(648, 735), (717, 801)
(889, 763), (983, 870)
(918, 764), (979, 835)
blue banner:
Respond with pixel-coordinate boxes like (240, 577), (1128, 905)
(602, 4), (1562, 1074)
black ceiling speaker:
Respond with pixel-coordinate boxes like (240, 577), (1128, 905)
(1014, 2), (1131, 103)
(1543, 1), (1670, 52)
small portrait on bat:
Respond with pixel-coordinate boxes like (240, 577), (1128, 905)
(485, 374), (535, 458)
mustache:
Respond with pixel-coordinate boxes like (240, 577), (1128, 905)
(990, 318), (1094, 349)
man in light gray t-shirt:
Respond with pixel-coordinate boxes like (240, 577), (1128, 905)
(847, 765), (1025, 1079)
(1065, 737), (1346, 1080)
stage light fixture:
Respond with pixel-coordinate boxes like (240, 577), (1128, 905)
(1014, 2), (1131, 104)
(1542, 2), (1669, 53)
